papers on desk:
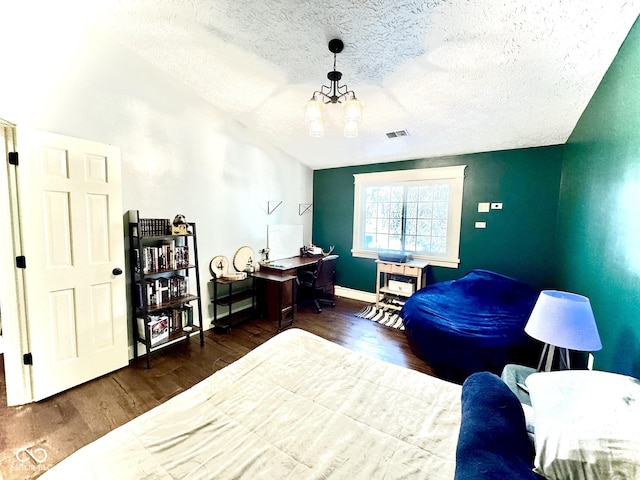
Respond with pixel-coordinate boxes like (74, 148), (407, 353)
(269, 262), (292, 268)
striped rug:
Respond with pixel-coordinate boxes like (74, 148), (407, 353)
(355, 304), (404, 330)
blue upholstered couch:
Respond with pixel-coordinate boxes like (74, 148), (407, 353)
(455, 372), (544, 480)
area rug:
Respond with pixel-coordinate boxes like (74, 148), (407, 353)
(355, 304), (405, 330)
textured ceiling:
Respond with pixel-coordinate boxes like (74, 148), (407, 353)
(97, 0), (640, 169)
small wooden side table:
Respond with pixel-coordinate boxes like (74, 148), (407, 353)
(375, 259), (428, 309)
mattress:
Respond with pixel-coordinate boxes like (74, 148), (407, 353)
(41, 328), (462, 479)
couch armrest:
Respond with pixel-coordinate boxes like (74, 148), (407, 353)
(454, 372), (543, 480)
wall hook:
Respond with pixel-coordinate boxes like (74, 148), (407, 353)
(268, 200), (282, 215)
(298, 203), (312, 215)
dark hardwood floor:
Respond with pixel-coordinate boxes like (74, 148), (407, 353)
(0, 297), (435, 479)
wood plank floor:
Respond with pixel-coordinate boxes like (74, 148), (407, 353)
(0, 297), (435, 479)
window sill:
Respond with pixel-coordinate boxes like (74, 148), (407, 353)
(350, 249), (460, 269)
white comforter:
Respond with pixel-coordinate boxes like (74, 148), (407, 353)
(41, 329), (462, 479)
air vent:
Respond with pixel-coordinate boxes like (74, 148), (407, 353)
(386, 130), (409, 139)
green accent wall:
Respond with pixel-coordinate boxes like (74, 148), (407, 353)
(313, 146), (564, 294)
(557, 17), (640, 376)
(313, 16), (640, 379)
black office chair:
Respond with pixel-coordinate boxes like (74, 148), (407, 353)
(297, 255), (339, 313)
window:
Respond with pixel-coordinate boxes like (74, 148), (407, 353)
(352, 165), (466, 268)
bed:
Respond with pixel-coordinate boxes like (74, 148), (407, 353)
(401, 269), (542, 383)
(40, 329), (464, 479)
(42, 328), (636, 479)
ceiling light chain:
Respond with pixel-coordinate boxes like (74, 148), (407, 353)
(304, 39), (362, 138)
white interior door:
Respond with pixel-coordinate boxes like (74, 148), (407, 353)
(0, 119), (34, 406)
(17, 129), (128, 401)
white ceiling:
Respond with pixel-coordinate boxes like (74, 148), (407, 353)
(88, 1), (640, 169)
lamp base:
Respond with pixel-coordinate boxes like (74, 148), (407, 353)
(537, 343), (572, 372)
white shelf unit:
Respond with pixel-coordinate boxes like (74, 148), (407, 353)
(375, 259), (428, 309)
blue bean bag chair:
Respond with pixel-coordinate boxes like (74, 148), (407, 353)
(401, 269), (541, 383)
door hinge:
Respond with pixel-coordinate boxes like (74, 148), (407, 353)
(8, 151), (18, 165)
(23, 353), (33, 365)
(16, 256), (26, 269)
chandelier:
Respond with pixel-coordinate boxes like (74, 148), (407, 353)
(304, 39), (362, 138)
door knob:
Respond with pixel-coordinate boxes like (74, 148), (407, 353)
(112, 268), (123, 276)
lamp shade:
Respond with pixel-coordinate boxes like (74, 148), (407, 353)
(304, 99), (324, 124)
(525, 290), (602, 351)
(343, 97), (362, 123)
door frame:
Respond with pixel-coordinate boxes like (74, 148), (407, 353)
(0, 118), (34, 406)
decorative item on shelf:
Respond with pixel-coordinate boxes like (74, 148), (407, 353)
(209, 255), (229, 278)
(233, 246), (255, 273)
(259, 247), (270, 264)
(244, 261), (254, 274)
(171, 214), (188, 235)
(222, 271), (247, 281)
(304, 38), (363, 138)
(525, 290), (602, 372)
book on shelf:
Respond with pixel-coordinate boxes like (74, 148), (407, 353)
(138, 305), (194, 343)
(171, 275), (188, 297)
(170, 305), (193, 332)
(135, 283), (143, 307)
(136, 241), (185, 274)
(137, 275), (189, 308)
(138, 218), (171, 237)
(174, 245), (189, 268)
(137, 315), (169, 346)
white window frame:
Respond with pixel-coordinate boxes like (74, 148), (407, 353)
(352, 165), (466, 268)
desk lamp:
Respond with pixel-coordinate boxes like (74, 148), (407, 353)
(524, 290), (602, 372)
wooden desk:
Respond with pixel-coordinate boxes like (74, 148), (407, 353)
(253, 256), (321, 331)
(252, 271), (297, 332)
(260, 255), (320, 276)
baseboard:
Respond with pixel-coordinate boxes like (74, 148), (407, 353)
(335, 285), (376, 303)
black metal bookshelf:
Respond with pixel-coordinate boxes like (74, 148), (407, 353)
(128, 212), (204, 368)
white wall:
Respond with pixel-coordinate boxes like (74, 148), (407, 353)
(0, 21), (313, 336)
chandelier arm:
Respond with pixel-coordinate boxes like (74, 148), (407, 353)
(317, 84), (354, 104)
(335, 84), (350, 98)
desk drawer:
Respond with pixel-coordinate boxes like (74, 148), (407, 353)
(391, 264), (405, 274)
(403, 265), (421, 276)
(378, 262), (393, 273)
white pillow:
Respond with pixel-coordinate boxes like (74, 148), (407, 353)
(526, 370), (640, 480)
